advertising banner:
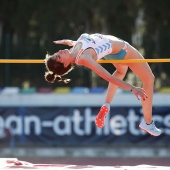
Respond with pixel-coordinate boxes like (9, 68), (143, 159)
(0, 106), (169, 146)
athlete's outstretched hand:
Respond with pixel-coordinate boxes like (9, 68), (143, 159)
(53, 39), (75, 46)
(131, 87), (148, 101)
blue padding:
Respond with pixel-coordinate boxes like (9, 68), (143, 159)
(71, 87), (89, 94)
(90, 87), (106, 93)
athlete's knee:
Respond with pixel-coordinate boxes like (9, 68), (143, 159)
(116, 66), (128, 77)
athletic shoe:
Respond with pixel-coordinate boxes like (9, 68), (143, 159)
(95, 105), (109, 128)
(139, 119), (161, 136)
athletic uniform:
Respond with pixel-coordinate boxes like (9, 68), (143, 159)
(75, 33), (128, 65)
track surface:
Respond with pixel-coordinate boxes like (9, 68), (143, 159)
(22, 157), (170, 166)
(1, 158), (170, 169)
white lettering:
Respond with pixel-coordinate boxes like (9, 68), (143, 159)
(127, 109), (141, 135)
(53, 116), (71, 135)
(84, 108), (95, 135)
(110, 115), (127, 135)
(25, 116), (41, 135)
(0, 116), (5, 137)
(5, 115), (22, 135)
(0, 108), (170, 137)
(72, 109), (84, 136)
(163, 115), (170, 135)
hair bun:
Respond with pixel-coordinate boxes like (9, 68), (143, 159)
(44, 71), (55, 83)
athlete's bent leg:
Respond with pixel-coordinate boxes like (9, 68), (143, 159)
(95, 64), (128, 128)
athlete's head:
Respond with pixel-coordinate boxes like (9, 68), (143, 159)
(44, 51), (74, 83)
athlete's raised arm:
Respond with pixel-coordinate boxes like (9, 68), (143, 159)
(78, 54), (147, 101)
(53, 39), (76, 46)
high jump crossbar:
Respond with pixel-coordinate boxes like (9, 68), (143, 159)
(0, 59), (170, 64)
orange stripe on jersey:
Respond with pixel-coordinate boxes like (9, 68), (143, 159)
(75, 49), (84, 65)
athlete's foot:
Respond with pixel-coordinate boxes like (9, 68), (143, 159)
(139, 119), (161, 136)
(95, 105), (109, 128)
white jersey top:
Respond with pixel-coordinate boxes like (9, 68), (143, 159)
(75, 33), (112, 65)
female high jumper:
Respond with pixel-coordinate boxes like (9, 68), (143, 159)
(44, 33), (161, 136)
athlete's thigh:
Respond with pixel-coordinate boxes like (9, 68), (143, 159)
(125, 45), (154, 80)
(113, 63), (128, 75)
(128, 62), (154, 82)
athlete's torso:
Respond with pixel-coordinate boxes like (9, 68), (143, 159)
(76, 33), (112, 60)
(74, 33), (127, 65)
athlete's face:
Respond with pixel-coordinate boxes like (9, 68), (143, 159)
(53, 49), (70, 67)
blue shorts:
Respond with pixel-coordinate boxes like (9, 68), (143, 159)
(104, 49), (127, 60)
